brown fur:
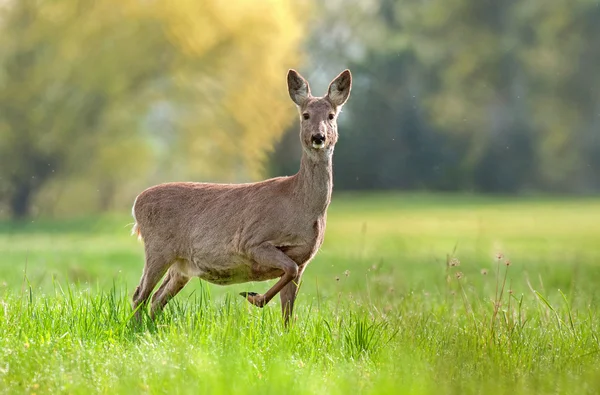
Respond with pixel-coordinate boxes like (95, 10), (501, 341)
(131, 69), (352, 324)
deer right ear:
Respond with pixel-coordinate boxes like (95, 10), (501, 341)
(327, 69), (352, 107)
(287, 69), (311, 106)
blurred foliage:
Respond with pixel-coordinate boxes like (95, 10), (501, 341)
(272, 0), (600, 194)
(2, 0), (599, 219)
(0, 0), (306, 218)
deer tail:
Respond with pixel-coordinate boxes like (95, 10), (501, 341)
(131, 196), (143, 241)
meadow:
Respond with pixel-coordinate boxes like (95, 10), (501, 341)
(1, 193), (600, 394)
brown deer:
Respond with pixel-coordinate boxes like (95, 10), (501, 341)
(130, 69), (352, 324)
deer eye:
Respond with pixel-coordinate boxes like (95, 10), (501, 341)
(302, 113), (310, 120)
(328, 113), (335, 120)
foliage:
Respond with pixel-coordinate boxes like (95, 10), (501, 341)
(399, 0), (600, 192)
(0, 0), (306, 218)
(272, 0), (600, 194)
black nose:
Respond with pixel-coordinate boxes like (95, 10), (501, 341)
(312, 134), (325, 144)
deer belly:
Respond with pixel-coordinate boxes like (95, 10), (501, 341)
(189, 255), (284, 285)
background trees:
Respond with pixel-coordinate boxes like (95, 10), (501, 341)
(1, 0), (599, 219)
(272, 0), (600, 194)
(0, 0), (306, 218)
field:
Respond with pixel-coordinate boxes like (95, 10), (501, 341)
(1, 193), (600, 394)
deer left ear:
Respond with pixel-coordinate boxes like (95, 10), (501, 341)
(327, 70), (352, 107)
(287, 69), (311, 106)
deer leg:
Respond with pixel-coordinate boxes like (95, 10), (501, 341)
(132, 251), (172, 320)
(150, 269), (190, 318)
(151, 270), (173, 304)
(279, 265), (306, 326)
(239, 244), (299, 308)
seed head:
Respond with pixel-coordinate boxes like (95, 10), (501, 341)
(496, 252), (504, 260)
(344, 270), (350, 277)
(455, 271), (464, 280)
(335, 276), (340, 282)
(481, 269), (488, 275)
(504, 259), (511, 267)
(449, 258), (460, 267)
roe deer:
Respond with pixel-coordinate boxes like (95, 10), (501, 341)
(131, 69), (352, 324)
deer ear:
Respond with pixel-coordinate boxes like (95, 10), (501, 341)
(287, 69), (311, 106)
(327, 69), (352, 107)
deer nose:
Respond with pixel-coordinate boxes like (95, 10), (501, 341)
(311, 133), (325, 144)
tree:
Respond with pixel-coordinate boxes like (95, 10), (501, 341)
(271, 0), (600, 194)
(384, 0), (599, 192)
(0, 0), (307, 218)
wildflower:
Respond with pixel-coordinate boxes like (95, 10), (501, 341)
(496, 252), (504, 260)
(344, 270), (350, 277)
(455, 271), (464, 280)
(449, 258), (460, 267)
(481, 269), (488, 275)
(505, 259), (511, 267)
(335, 276), (340, 282)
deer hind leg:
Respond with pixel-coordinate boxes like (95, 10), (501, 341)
(132, 248), (173, 321)
(150, 266), (190, 318)
(239, 243), (299, 309)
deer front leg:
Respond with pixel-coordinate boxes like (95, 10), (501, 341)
(239, 243), (299, 308)
(279, 265), (305, 326)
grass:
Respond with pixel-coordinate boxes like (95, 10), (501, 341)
(1, 193), (600, 394)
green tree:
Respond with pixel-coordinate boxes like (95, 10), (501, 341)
(273, 0), (600, 194)
(0, 0), (306, 218)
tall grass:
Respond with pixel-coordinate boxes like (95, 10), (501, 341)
(2, 261), (599, 394)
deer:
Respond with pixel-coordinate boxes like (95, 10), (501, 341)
(130, 69), (352, 325)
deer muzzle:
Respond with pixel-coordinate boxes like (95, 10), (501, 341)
(311, 133), (326, 149)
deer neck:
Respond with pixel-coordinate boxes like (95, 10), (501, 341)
(293, 149), (333, 215)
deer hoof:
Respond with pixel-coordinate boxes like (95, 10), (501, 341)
(239, 292), (265, 308)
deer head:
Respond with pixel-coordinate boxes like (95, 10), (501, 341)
(287, 69), (352, 160)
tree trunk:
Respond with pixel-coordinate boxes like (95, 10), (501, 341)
(10, 183), (32, 219)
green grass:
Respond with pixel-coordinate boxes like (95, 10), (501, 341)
(1, 193), (600, 394)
